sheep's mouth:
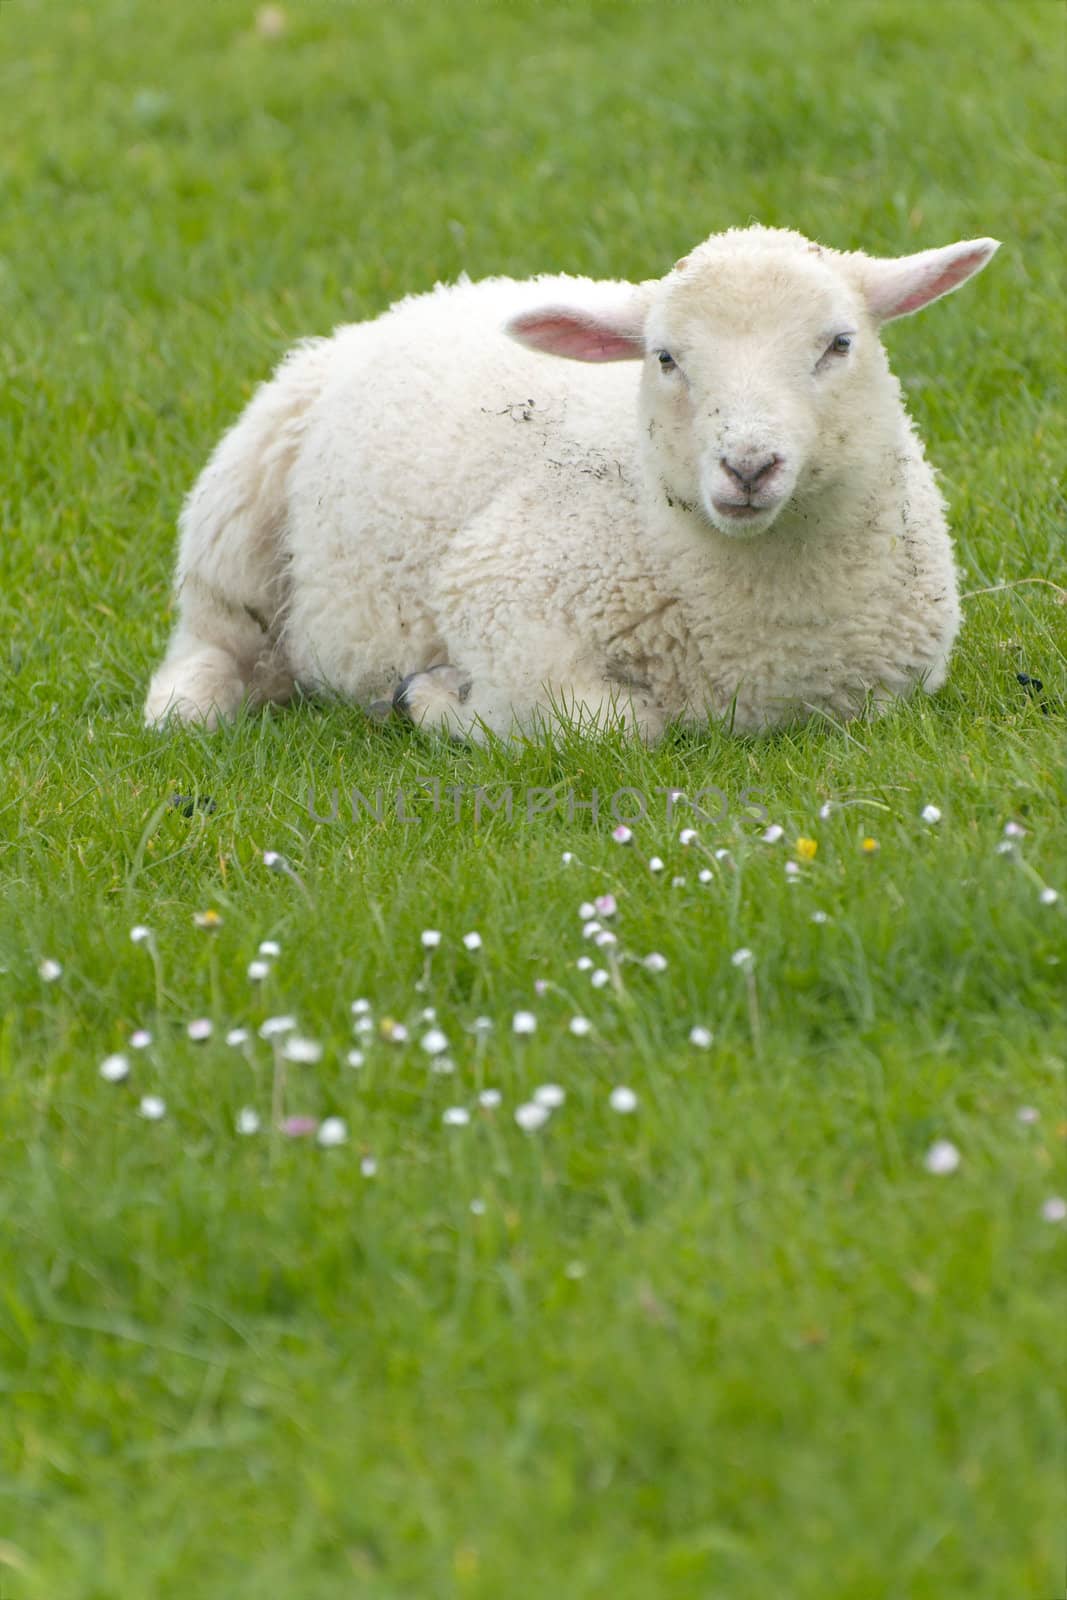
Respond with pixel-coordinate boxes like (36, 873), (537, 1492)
(702, 492), (789, 539)
(711, 501), (766, 521)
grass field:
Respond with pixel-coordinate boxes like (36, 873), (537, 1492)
(1, 1), (1065, 1596)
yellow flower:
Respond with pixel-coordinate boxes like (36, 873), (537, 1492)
(861, 837), (880, 854)
(795, 837), (818, 860)
(193, 908), (222, 929)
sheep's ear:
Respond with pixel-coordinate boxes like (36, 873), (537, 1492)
(861, 238), (1000, 322)
(506, 301), (646, 362)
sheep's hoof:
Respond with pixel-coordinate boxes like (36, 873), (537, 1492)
(393, 664), (472, 728)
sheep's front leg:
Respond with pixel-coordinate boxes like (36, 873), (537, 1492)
(392, 665), (665, 743)
(393, 665), (476, 734)
(392, 665), (521, 741)
(545, 681), (667, 743)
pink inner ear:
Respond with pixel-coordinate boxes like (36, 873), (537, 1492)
(892, 247), (992, 316)
(870, 240), (999, 321)
(507, 310), (644, 362)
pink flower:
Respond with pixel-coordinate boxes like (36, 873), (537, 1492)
(280, 1116), (319, 1138)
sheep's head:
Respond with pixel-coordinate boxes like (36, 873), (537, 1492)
(507, 226), (998, 539)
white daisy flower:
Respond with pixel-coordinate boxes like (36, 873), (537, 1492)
(561, 851), (575, 864)
(317, 1117), (348, 1147)
(283, 1036), (323, 1064)
(920, 804), (942, 824)
(730, 948), (754, 969)
(810, 911), (829, 925)
(576, 956), (594, 971)
(226, 1026), (251, 1047)
(714, 848), (731, 861)
(187, 1019), (213, 1042)
(1041, 1197), (1066, 1224)
(688, 1026), (713, 1048)
(350, 999), (372, 1016)
(360, 1155), (378, 1178)
(1003, 821), (1026, 839)
(258, 940), (281, 958)
(818, 802), (833, 821)
(1039, 887), (1059, 906)
(469, 1198), (487, 1215)
(256, 7), (287, 41)
(515, 1101), (550, 1131)
(679, 828), (698, 846)
(590, 968), (610, 988)
(259, 1015), (296, 1039)
(513, 1011), (537, 1035)
(262, 850), (285, 869)
(612, 824), (633, 845)
(38, 958), (62, 982)
(421, 1028), (449, 1055)
(595, 894), (617, 917)
(129, 926), (152, 945)
(247, 959), (270, 982)
(478, 1089), (502, 1108)
(579, 901), (596, 920)
(138, 1095), (166, 1121)
(99, 1053), (130, 1083)
(609, 1085), (638, 1114)
(568, 1017), (592, 1037)
(671, 876), (686, 888)
(353, 1016), (374, 1036)
(1016, 1106), (1039, 1124)
(534, 1084), (565, 1109)
(784, 861), (801, 879)
(648, 856), (665, 873)
(346, 1049), (365, 1069)
(924, 1139), (960, 1175)
(420, 929), (442, 949)
(420, 1007), (437, 1022)
(430, 1057), (456, 1075)
(761, 824), (784, 844)
(471, 1016), (493, 1034)
(462, 931), (483, 951)
(130, 1029), (153, 1050)
(235, 1107), (260, 1135)
(994, 839), (1016, 856)
(442, 1107), (470, 1126)
(582, 921), (602, 939)
(643, 953), (668, 973)
(595, 930), (617, 948)
(698, 868), (713, 884)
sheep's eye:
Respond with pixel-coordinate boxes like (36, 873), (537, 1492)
(657, 350), (677, 371)
(830, 333), (853, 355)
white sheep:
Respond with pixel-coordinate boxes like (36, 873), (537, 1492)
(144, 224), (998, 740)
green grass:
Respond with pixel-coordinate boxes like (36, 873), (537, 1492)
(1, 1), (1065, 1596)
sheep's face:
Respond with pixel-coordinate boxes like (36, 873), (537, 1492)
(507, 226), (998, 542)
(640, 249), (869, 538)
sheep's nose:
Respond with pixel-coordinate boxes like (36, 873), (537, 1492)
(721, 453), (782, 491)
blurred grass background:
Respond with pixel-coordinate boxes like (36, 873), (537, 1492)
(0, 2), (1064, 1597)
